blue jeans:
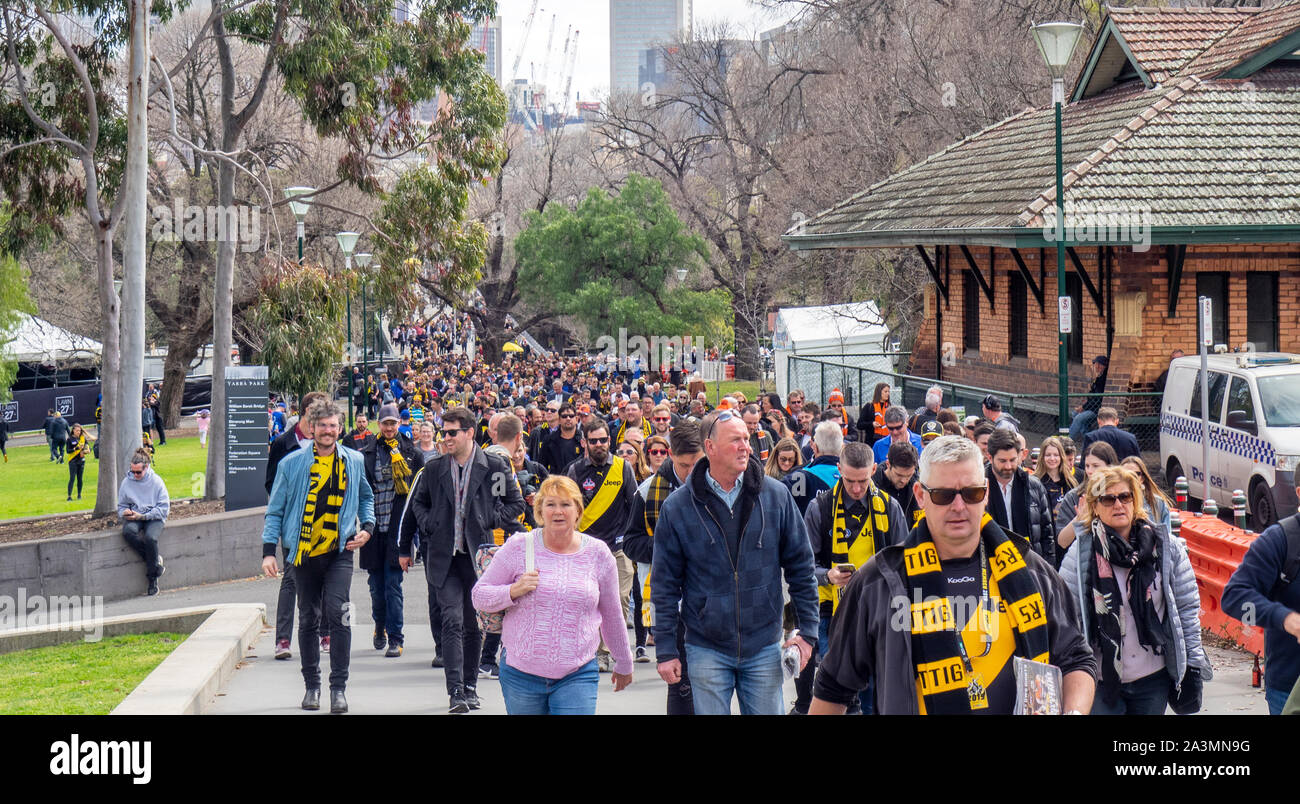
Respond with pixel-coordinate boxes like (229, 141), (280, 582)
(1090, 670), (1170, 715)
(1266, 686), (1289, 715)
(1069, 410), (1097, 442)
(685, 642), (784, 715)
(366, 564), (404, 645)
(498, 653), (599, 715)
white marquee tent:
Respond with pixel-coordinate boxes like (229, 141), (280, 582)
(3, 315), (102, 366)
(773, 302), (893, 400)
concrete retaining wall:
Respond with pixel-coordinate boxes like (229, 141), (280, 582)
(0, 507), (266, 603)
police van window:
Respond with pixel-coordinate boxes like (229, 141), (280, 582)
(1189, 371), (1228, 421)
(1257, 374), (1300, 428)
(1225, 376), (1255, 428)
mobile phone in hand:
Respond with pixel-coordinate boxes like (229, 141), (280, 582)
(835, 563), (856, 574)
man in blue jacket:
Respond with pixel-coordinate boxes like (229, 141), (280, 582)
(262, 399), (374, 715)
(652, 409), (820, 715)
(1223, 499), (1300, 715)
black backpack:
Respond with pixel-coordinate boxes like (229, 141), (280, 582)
(1270, 515), (1300, 601)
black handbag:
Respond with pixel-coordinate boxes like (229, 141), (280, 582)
(1169, 666), (1203, 715)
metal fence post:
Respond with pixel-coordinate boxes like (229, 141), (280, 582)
(820, 362), (825, 404)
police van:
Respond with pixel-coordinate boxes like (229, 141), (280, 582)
(1159, 353), (1300, 528)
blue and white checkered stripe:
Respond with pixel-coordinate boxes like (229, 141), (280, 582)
(1161, 413), (1276, 467)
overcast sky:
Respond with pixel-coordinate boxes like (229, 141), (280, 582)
(485, 0), (799, 104)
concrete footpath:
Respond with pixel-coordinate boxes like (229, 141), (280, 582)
(98, 570), (1271, 715)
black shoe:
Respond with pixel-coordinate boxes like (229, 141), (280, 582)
(67, 496), (72, 501)
(146, 579), (158, 596)
(373, 629), (387, 650)
(464, 687), (480, 710)
(448, 688), (470, 714)
(156, 558), (165, 578)
(431, 650), (444, 668)
(302, 689), (321, 711)
(385, 641), (403, 658)
(330, 690), (348, 714)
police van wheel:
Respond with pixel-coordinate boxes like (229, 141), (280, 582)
(1250, 481), (1278, 531)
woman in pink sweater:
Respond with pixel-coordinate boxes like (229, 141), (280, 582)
(472, 475), (634, 714)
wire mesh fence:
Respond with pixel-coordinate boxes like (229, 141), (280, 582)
(786, 355), (1162, 450)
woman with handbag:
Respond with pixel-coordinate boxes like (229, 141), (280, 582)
(1059, 465), (1212, 714)
(471, 475), (633, 714)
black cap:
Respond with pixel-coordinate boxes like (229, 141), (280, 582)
(982, 394), (1001, 411)
(1093, 355), (1109, 367)
(920, 420), (943, 439)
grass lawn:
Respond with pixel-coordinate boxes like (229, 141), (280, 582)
(0, 435), (210, 520)
(0, 632), (187, 714)
(709, 380), (761, 404)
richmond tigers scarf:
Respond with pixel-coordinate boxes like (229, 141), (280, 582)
(903, 515), (1050, 714)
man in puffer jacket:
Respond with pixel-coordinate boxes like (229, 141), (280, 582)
(651, 410), (820, 715)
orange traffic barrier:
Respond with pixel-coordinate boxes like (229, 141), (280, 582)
(1178, 511), (1264, 656)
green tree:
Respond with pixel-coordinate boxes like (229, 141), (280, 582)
(514, 173), (730, 346)
(0, 249), (36, 403)
(247, 261), (346, 402)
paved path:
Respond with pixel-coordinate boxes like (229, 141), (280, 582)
(101, 571), (1270, 715)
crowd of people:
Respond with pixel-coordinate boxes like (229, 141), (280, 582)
(247, 334), (1298, 717)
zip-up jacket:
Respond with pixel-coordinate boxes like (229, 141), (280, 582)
(651, 456), (820, 663)
(623, 458), (687, 564)
(261, 443), (375, 559)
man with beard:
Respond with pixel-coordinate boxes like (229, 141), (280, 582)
(362, 405), (421, 657)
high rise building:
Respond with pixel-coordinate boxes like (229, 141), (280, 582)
(609, 0), (691, 94)
(470, 16), (504, 85)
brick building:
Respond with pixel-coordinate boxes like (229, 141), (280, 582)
(784, 3), (1300, 423)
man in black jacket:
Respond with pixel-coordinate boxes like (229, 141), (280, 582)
(362, 405), (422, 657)
(540, 403), (583, 474)
(265, 390), (328, 660)
(48, 411), (70, 463)
(985, 429), (1056, 565)
(1078, 407), (1141, 462)
(811, 435), (1096, 715)
(872, 441), (920, 525)
(566, 418), (639, 671)
(398, 406), (525, 714)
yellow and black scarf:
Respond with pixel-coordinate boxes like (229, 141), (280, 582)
(820, 481), (890, 614)
(904, 514), (1049, 714)
(296, 449), (347, 565)
(385, 437), (412, 496)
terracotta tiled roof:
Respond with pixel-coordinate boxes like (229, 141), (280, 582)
(1180, 0), (1300, 78)
(1107, 5), (1259, 83)
(786, 5), (1300, 247)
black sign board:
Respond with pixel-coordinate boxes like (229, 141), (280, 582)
(225, 366), (269, 511)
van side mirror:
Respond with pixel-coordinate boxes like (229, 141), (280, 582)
(1226, 410), (1256, 434)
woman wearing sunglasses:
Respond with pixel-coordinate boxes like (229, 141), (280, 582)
(643, 436), (670, 475)
(617, 441), (651, 483)
(1059, 466), (1210, 715)
(764, 438), (804, 480)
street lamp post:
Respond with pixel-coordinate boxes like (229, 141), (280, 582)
(355, 252), (372, 412)
(285, 186), (315, 263)
(1032, 21), (1084, 434)
(337, 231), (360, 427)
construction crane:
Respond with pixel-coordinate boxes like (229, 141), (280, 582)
(541, 14), (557, 88)
(509, 0), (540, 131)
(560, 29), (580, 125)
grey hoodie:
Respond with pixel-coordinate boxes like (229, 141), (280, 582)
(117, 467), (170, 521)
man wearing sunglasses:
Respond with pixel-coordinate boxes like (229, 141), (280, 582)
(539, 404), (584, 475)
(399, 406), (524, 714)
(652, 410), (821, 715)
(872, 406), (923, 465)
(566, 419), (640, 672)
(810, 435), (1096, 715)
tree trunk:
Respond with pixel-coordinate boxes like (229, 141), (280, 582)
(118, 0), (148, 480)
(732, 296), (762, 381)
(93, 230), (121, 516)
(206, 167), (236, 501)
(160, 332), (205, 429)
